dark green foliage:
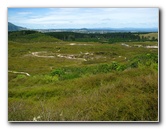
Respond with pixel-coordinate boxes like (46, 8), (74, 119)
(8, 30), (61, 43)
(50, 69), (65, 77)
(50, 62), (128, 80)
(9, 31), (158, 44)
(129, 53), (158, 68)
(116, 64), (127, 71)
(46, 32), (157, 43)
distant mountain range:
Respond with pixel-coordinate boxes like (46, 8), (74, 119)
(8, 22), (27, 31)
(8, 22), (158, 33)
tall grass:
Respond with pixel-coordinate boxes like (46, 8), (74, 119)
(8, 66), (158, 121)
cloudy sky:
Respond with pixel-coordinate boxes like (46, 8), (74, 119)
(8, 8), (159, 29)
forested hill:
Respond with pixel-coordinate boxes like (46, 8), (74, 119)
(8, 30), (61, 43)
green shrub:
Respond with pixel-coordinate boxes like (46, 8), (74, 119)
(116, 64), (127, 71)
(51, 69), (65, 77)
(129, 53), (158, 68)
(97, 64), (110, 73)
(130, 61), (139, 68)
(110, 61), (118, 70)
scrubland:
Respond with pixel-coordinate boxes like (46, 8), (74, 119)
(8, 31), (158, 121)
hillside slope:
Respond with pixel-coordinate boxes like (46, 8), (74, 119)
(8, 30), (61, 43)
(8, 22), (27, 31)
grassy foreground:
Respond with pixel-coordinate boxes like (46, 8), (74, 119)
(8, 33), (158, 121)
(9, 67), (158, 121)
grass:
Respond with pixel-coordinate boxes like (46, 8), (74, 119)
(8, 33), (158, 121)
(8, 67), (158, 121)
(139, 32), (158, 40)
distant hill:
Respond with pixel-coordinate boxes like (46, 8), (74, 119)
(34, 27), (158, 33)
(8, 30), (61, 43)
(8, 22), (27, 31)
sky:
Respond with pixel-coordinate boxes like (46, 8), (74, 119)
(8, 8), (159, 29)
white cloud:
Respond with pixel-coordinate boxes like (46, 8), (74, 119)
(8, 8), (159, 29)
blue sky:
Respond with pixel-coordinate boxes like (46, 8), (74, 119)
(8, 8), (159, 29)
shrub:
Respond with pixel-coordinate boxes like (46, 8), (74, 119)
(50, 69), (65, 77)
(130, 61), (139, 68)
(97, 64), (111, 73)
(116, 65), (127, 71)
(129, 53), (158, 68)
(110, 61), (119, 70)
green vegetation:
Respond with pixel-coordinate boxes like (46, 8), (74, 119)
(9, 30), (158, 43)
(8, 31), (158, 121)
(46, 31), (158, 43)
(139, 33), (158, 41)
(8, 30), (61, 43)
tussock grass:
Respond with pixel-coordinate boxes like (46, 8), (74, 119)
(8, 67), (158, 121)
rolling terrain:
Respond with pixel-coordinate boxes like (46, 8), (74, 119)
(8, 30), (158, 121)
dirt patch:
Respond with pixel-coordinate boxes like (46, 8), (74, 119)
(69, 43), (91, 46)
(145, 46), (158, 49)
(28, 51), (109, 62)
(134, 45), (143, 48)
(57, 54), (87, 61)
(31, 51), (55, 58)
(121, 43), (131, 47)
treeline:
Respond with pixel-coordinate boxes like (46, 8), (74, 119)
(8, 30), (60, 43)
(8, 30), (38, 36)
(8, 30), (158, 43)
(46, 32), (158, 43)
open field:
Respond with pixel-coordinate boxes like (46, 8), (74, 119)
(139, 33), (158, 40)
(8, 31), (158, 121)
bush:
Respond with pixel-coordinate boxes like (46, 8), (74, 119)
(110, 61), (119, 70)
(116, 65), (127, 71)
(129, 53), (158, 69)
(96, 64), (111, 73)
(50, 62), (128, 81)
(50, 69), (65, 77)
